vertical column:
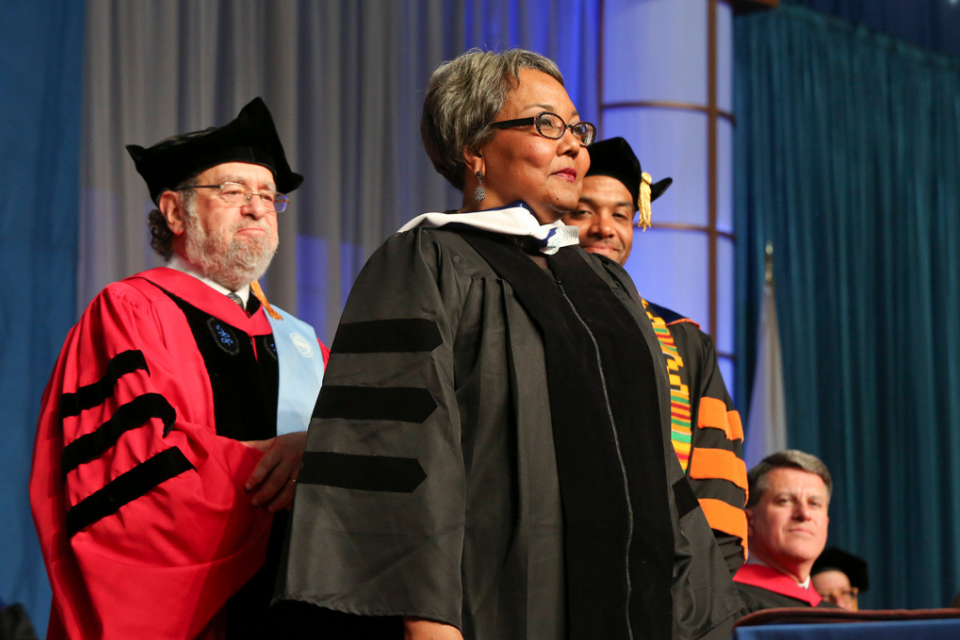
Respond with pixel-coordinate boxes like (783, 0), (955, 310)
(599, 0), (736, 392)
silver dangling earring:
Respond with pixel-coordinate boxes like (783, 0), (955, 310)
(474, 171), (486, 202)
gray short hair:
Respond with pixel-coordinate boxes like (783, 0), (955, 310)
(421, 48), (564, 191)
(746, 449), (833, 508)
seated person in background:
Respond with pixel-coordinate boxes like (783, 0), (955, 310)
(811, 547), (869, 611)
(734, 450), (838, 613)
(562, 137), (748, 575)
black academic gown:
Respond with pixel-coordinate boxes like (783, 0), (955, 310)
(735, 584), (837, 614)
(277, 226), (742, 639)
(734, 565), (839, 616)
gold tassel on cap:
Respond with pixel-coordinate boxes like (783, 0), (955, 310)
(637, 172), (653, 231)
(250, 280), (283, 320)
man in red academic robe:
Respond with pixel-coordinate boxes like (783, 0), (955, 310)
(563, 137), (748, 575)
(30, 97), (328, 639)
(733, 450), (838, 613)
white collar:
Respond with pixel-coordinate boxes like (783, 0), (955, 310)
(398, 202), (580, 255)
(166, 253), (251, 307)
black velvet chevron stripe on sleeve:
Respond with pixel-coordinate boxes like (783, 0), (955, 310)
(298, 451), (426, 493)
(61, 393), (177, 478)
(314, 386), (437, 423)
(65, 447), (195, 538)
(686, 478), (747, 511)
(59, 350), (150, 418)
(330, 318), (443, 354)
(690, 428), (743, 456)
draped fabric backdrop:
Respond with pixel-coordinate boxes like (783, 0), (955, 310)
(0, 0), (84, 633)
(784, 0), (960, 59)
(735, 4), (960, 609)
(79, 0), (599, 343)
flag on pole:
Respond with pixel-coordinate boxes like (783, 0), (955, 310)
(744, 244), (787, 468)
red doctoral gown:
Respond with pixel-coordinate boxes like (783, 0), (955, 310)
(30, 268), (327, 639)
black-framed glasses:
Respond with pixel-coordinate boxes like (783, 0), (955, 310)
(490, 111), (597, 146)
(183, 182), (289, 212)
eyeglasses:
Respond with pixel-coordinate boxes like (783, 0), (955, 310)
(490, 111), (597, 146)
(818, 587), (859, 610)
(183, 182), (289, 212)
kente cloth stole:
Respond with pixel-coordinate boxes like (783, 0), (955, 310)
(643, 299), (693, 472)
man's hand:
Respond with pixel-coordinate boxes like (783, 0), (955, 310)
(240, 431), (307, 511)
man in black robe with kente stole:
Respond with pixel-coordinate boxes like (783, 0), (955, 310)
(563, 137), (749, 576)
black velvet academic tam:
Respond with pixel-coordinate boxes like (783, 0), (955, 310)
(587, 136), (672, 210)
(126, 97), (303, 203)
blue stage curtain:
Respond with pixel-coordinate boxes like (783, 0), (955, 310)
(735, 4), (960, 609)
(783, 0), (960, 60)
(0, 0), (85, 634)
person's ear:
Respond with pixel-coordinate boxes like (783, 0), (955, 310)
(462, 145), (485, 178)
(158, 191), (187, 235)
(744, 507), (754, 536)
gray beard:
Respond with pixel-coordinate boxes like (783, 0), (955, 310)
(181, 206), (279, 291)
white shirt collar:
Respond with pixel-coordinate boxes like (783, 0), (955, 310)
(166, 253), (251, 307)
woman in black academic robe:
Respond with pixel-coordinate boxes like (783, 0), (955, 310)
(277, 48), (744, 640)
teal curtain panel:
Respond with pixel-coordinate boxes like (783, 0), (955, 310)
(736, 4), (960, 610)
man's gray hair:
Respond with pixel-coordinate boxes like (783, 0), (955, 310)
(421, 48), (564, 191)
(746, 449), (833, 508)
(148, 175), (197, 259)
